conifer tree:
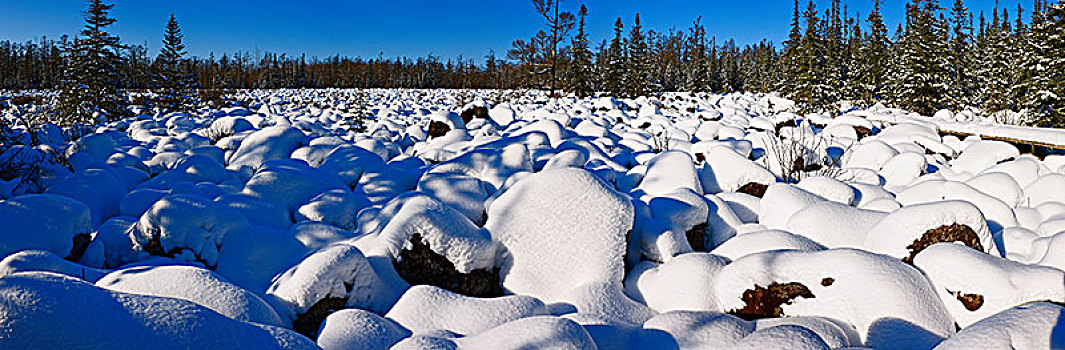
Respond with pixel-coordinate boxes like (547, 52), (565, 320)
(892, 0), (951, 116)
(778, 0), (805, 93)
(684, 17), (712, 93)
(602, 17), (628, 97)
(154, 14), (199, 113)
(55, 0), (127, 126)
(565, 5), (595, 97)
(625, 14), (655, 97)
(975, 7), (1014, 112)
(1022, 0), (1065, 126)
(946, 0), (976, 108)
(789, 0), (833, 112)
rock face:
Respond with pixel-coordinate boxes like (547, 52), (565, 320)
(485, 168), (634, 303)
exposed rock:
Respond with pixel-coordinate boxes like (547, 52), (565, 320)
(737, 182), (769, 198)
(394, 233), (503, 298)
(731, 282), (815, 320)
(903, 224), (983, 264)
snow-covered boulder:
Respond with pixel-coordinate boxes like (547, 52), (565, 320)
(132, 194), (251, 267)
(935, 302), (1065, 349)
(317, 309), (411, 350)
(227, 126), (307, 169)
(96, 265), (283, 326)
(0, 194), (93, 260)
(385, 285), (548, 336)
(0, 272), (316, 349)
(712, 249), (955, 349)
(913, 243), (1065, 327)
(485, 168), (634, 303)
(863, 200), (995, 262)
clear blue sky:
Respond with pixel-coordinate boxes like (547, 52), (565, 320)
(0, 0), (1033, 62)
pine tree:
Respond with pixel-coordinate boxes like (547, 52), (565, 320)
(625, 13), (655, 97)
(684, 17), (712, 93)
(1022, 1), (1065, 126)
(892, 0), (951, 116)
(946, 0), (976, 108)
(564, 5), (595, 97)
(153, 14), (199, 113)
(602, 17), (628, 97)
(975, 7), (1014, 112)
(789, 0), (833, 113)
(778, 0), (806, 98)
(55, 0), (127, 126)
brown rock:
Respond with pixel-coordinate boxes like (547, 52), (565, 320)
(903, 224), (984, 264)
(731, 282), (815, 320)
(393, 233), (503, 298)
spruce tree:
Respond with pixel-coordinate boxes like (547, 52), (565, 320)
(55, 0), (127, 126)
(892, 0), (951, 116)
(778, 0), (804, 94)
(1022, 1), (1065, 126)
(564, 5), (595, 97)
(602, 18), (628, 97)
(975, 7), (1014, 112)
(946, 0), (976, 108)
(789, 0), (833, 113)
(625, 14), (655, 97)
(154, 14), (199, 113)
(684, 17), (711, 93)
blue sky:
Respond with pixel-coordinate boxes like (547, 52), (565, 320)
(0, 0), (1033, 62)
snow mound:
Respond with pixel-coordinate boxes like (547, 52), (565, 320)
(385, 285), (548, 335)
(227, 126), (307, 169)
(0, 194), (93, 260)
(267, 244), (393, 333)
(711, 229), (827, 260)
(786, 201), (887, 248)
(863, 200), (995, 262)
(759, 184), (826, 230)
(316, 309), (411, 350)
(241, 160), (348, 214)
(700, 146), (777, 193)
(951, 140), (1020, 175)
(453, 316), (597, 350)
(712, 249), (955, 349)
(0, 272), (316, 349)
(934, 302), (1065, 350)
(636, 150), (702, 196)
(44, 168), (126, 226)
(625, 252), (729, 312)
(132, 194), (251, 267)
(486, 168), (634, 303)
(96, 265), (282, 326)
(913, 243), (1065, 327)
(0, 249), (108, 282)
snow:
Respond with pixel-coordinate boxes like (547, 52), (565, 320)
(863, 200), (997, 260)
(0, 194), (92, 259)
(317, 309), (411, 350)
(713, 249), (955, 349)
(624, 253), (728, 312)
(267, 244), (393, 322)
(356, 192), (498, 274)
(227, 126), (308, 170)
(0, 272), (317, 349)
(385, 285), (547, 335)
(96, 265), (284, 326)
(7, 90), (1065, 348)
(485, 168), (633, 303)
(934, 302), (1065, 350)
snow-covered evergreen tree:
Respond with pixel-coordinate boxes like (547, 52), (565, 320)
(602, 18), (628, 98)
(892, 0), (951, 116)
(974, 8), (1015, 113)
(565, 5), (595, 98)
(55, 0), (127, 126)
(946, 0), (976, 108)
(1021, 0), (1065, 126)
(778, 0), (805, 95)
(683, 17), (712, 93)
(624, 14), (656, 97)
(789, 0), (834, 113)
(153, 14), (200, 113)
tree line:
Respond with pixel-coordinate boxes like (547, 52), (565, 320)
(0, 0), (1062, 127)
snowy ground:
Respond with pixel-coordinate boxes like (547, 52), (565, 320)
(2, 89), (1065, 349)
